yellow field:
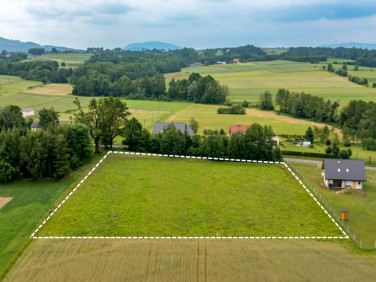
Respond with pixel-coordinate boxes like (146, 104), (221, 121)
(167, 103), (341, 136)
(24, 83), (73, 96)
(5, 240), (376, 281)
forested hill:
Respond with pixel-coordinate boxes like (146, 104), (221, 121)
(0, 36), (81, 53)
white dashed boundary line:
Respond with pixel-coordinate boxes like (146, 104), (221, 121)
(31, 151), (349, 240)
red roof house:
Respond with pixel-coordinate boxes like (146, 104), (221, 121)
(229, 125), (251, 136)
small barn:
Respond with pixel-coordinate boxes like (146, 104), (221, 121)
(322, 159), (367, 190)
(22, 108), (35, 118)
(31, 120), (72, 131)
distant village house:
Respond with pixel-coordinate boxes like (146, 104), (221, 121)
(190, 62), (204, 67)
(31, 120), (72, 131)
(152, 122), (194, 137)
(21, 108), (35, 118)
(322, 159), (367, 190)
(229, 125), (251, 137)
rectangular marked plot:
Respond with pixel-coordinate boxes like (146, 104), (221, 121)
(38, 155), (343, 237)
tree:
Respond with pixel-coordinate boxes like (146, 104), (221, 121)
(338, 149), (349, 159)
(159, 124), (186, 155)
(259, 91), (274, 110)
(100, 97), (130, 148)
(304, 127), (314, 142)
(0, 105), (27, 133)
(327, 64), (334, 72)
(122, 117), (142, 150)
(73, 97), (105, 154)
(190, 117), (199, 134)
(331, 143), (340, 156)
(28, 48), (45, 56)
(67, 123), (93, 165)
(38, 107), (59, 129)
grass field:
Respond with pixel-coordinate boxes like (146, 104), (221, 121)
(166, 60), (376, 105)
(166, 103), (340, 136)
(0, 80), (41, 98)
(37, 154), (342, 237)
(0, 154), (105, 279)
(292, 163), (376, 249)
(0, 75), (22, 85)
(24, 83), (73, 95)
(5, 240), (376, 281)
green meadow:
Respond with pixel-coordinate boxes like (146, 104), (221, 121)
(38, 154), (343, 237)
(23, 53), (92, 66)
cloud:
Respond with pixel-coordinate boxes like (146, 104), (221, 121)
(0, 0), (376, 49)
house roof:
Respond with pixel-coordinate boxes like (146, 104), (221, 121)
(22, 108), (34, 112)
(152, 122), (194, 136)
(323, 159), (367, 181)
(30, 120), (72, 128)
(229, 125), (251, 135)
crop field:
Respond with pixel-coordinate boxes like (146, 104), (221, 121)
(166, 103), (340, 136)
(292, 163), (376, 249)
(24, 83), (73, 95)
(37, 154), (342, 237)
(5, 239), (376, 281)
(166, 60), (376, 105)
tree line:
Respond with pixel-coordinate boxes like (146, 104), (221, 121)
(0, 124), (93, 182)
(122, 119), (282, 161)
(275, 89), (339, 122)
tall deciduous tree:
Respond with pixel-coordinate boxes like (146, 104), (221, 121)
(38, 107), (59, 129)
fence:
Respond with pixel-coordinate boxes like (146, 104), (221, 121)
(286, 161), (376, 249)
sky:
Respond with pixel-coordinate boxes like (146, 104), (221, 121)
(0, 0), (376, 49)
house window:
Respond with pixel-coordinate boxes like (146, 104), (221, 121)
(337, 168), (341, 173)
(333, 180), (342, 188)
(358, 181), (361, 185)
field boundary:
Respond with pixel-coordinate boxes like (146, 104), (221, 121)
(30, 151), (349, 240)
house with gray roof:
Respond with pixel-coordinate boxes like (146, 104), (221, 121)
(152, 122), (194, 137)
(322, 159), (367, 190)
(31, 120), (72, 131)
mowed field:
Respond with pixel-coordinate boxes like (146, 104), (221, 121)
(5, 240), (376, 281)
(24, 83), (73, 95)
(165, 60), (376, 105)
(38, 154), (342, 237)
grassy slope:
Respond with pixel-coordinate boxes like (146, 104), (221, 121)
(292, 163), (376, 248)
(38, 155), (342, 237)
(0, 154), (104, 279)
(5, 240), (376, 281)
(166, 60), (376, 105)
(22, 53), (92, 67)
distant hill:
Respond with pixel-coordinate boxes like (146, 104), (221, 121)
(123, 41), (182, 51)
(0, 36), (83, 53)
(319, 42), (376, 50)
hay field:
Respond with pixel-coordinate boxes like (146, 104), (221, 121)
(0, 80), (41, 98)
(24, 83), (73, 95)
(166, 60), (376, 104)
(166, 103), (341, 136)
(38, 154), (342, 237)
(23, 53), (91, 66)
(5, 239), (376, 281)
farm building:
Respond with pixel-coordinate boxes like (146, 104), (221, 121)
(152, 122), (194, 137)
(21, 108), (35, 118)
(31, 120), (72, 131)
(189, 62), (204, 67)
(322, 159), (367, 190)
(229, 125), (251, 136)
